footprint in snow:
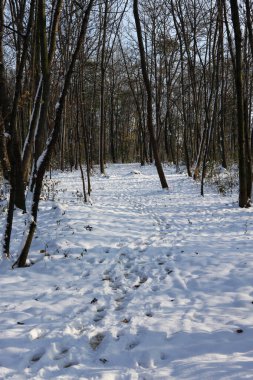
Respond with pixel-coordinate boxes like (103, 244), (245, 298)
(103, 269), (111, 276)
(137, 353), (154, 369)
(93, 309), (106, 322)
(115, 301), (125, 311)
(63, 360), (79, 368)
(165, 267), (173, 275)
(82, 270), (90, 278)
(109, 281), (122, 291)
(53, 347), (69, 360)
(75, 306), (88, 315)
(89, 333), (105, 350)
(133, 276), (148, 289)
(114, 294), (128, 310)
(126, 340), (139, 350)
(102, 274), (111, 281)
(30, 348), (46, 363)
(160, 352), (169, 361)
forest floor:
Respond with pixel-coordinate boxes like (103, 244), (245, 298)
(1, 163), (253, 379)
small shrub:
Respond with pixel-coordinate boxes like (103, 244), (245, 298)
(205, 162), (239, 195)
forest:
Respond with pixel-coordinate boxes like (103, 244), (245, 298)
(0, 0), (253, 264)
(0, 1), (253, 378)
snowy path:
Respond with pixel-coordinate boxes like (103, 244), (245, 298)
(1, 163), (253, 379)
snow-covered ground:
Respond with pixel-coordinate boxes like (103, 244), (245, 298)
(1, 163), (253, 380)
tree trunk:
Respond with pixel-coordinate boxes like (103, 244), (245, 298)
(99, 0), (109, 174)
(230, 0), (250, 207)
(0, 0), (11, 180)
(133, 0), (168, 189)
(16, 0), (95, 267)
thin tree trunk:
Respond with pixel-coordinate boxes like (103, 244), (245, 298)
(0, 0), (11, 180)
(99, 0), (109, 174)
(22, 0), (63, 185)
(1, 0), (35, 256)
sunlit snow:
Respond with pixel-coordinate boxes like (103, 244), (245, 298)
(1, 163), (253, 379)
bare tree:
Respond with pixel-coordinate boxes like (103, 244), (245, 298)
(14, 0), (95, 267)
(133, 0), (168, 189)
(229, 0), (251, 207)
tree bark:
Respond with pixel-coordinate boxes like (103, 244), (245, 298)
(0, 0), (11, 180)
(133, 0), (168, 189)
(16, 0), (95, 267)
(230, 0), (250, 207)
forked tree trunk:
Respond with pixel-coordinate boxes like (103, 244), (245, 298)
(1, 0), (35, 256)
(22, 0), (63, 185)
(16, 0), (95, 267)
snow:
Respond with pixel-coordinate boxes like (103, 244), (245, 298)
(1, 163), (253, 379)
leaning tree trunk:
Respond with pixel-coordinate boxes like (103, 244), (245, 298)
(16, 0), (95, 267)
(1, 0), (35, 257)
(133, 0), (168, 189)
